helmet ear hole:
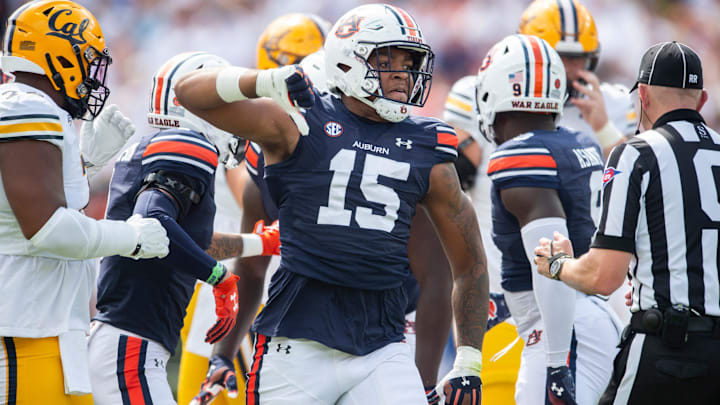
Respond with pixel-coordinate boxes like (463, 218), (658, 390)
(337, 63), (351, 73)
(56, 56), (74, 69)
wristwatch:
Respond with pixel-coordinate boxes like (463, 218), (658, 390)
(548, 253), (571, 280)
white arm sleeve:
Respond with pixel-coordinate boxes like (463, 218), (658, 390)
(30, 207), (138, 259)
(520, 217), (576, 367)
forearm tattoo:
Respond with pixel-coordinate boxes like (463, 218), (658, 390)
(206, 232), (244, 261)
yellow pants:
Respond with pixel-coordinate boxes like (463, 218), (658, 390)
(480, 322), (523, 404)
(177, 284), (247, 405)
(0, 336), (93, 405)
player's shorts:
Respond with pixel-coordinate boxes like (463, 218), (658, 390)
(246, 334), (426, 404)
(0, 335), (93, 405)
(505, 290), (622, 405)
(87, 322), (175, 405)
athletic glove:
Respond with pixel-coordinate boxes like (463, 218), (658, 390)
(122, 214), (169, 260)
(80, 104), (135, 177)
(189, 354), (238, 405)
(429, 346), (483, 405)
(205, 271), (240, 344)
(256, 65), (315, 135)
(254, 219), (281, 255)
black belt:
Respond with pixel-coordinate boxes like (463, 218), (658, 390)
(631, 310), (720, 335)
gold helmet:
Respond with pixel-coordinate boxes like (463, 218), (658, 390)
(2, 0), (112, 119)
(519, 0), (599, 71)
(256, 13), (330, 70)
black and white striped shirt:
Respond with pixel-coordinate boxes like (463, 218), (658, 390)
(592, 109), (720, 316)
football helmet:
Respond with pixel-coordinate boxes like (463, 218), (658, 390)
(2, 0), (112, 119)
(324, 4), (434, 122)
(256, 13), (331, 70)
(148, 52), (241, 168)
(475, 34), (566, 143)
(298, 50), (328, 92)
(519, 0), (599, 71)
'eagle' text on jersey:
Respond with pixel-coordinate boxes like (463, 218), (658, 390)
(573, 147), (603, 169)
(352, 140), (390, 155)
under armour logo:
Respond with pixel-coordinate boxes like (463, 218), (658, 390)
(165, 178), (177, 187)
(276, 344), (291, 354)
(461, 377), (470, 386)
(395, 138), (412, 149)
(230, 292), (238, 312)
(551, 382), (564, 396)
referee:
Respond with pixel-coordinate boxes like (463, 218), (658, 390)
(533, 41), (720, 404)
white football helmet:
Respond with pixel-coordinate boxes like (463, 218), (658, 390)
(299, 50), (328, 92)
(443, 75), (481, 140)
(148, 52), (241, 168)
(475, 34), (566, 143)
(324, 4), (434, 122)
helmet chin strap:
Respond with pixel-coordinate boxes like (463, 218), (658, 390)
(354, 94), (410, 123)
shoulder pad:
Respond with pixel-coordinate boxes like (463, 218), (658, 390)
(0, 84), (64, 144)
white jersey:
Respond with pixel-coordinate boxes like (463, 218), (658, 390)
(561, 82), (637, 138)
(443, 75), (502, 293)
(0, 82), (95, 337)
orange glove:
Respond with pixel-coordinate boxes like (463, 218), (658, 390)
(205, 271), (240, 344)
(253, 219), (281, 255)
(189, 355), (238, 405)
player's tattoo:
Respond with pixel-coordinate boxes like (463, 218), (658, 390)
(206, 232), (245, 261)
(427, 163), (489, 348)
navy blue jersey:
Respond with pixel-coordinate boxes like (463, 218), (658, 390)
(254, 92), (457, 355)
(245, 140), (278, 221)
(95, 129), (218, 353)
(488, 127), (604, 292)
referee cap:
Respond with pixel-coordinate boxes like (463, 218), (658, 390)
(630, 41), (703, 92)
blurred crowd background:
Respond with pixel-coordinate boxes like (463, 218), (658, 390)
(2, 0), (718, 190)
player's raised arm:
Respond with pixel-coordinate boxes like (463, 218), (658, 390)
(421, 161), (488, 403)
(174, 65), (314, 161)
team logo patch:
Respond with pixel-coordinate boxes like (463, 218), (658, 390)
(334, 15), (364, 39)
(324, 121), (343, 137)
(602, 167), (622, 187)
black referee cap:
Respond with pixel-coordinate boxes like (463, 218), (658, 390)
(630, 41), (703, 92)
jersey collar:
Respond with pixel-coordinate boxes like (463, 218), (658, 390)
(653, 108), (705, 129)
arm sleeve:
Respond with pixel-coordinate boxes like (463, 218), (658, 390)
(134, 188), (216, 282)
(592, 142), (644, 252)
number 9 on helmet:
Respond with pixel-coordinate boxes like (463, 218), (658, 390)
(2, 0), (112, 120)
(475, 34), (566, 143)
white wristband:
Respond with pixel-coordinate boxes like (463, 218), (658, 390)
(240, 233), (264, 257)
(453, 346), (483, 375)
(216, 66), (249, 103)
(594, 120), (624, 149)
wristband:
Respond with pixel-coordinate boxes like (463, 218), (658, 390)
(453, 345), (483, 374)
(240, 233), (264, 257)
(206, 262), (226, 285)
(216, 67), (249, 103)
(594, 120), (623, 149)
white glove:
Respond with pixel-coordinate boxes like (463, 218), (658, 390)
(256, 65), (315, 135)
(80, 104), (135, 177)
(122, 214), (169, 260)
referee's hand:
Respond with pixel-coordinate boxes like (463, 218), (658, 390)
(534, 232), (574, 277)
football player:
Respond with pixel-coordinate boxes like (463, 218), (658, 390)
(178, 13), (331, 405)
(86, 52), (281, 405)
(476, 34), (622, 405)
(443, 76), (522, 404)
(519, 0), (637, 160)
(176, 4), (488, 404)
(0, 2), (170, 404)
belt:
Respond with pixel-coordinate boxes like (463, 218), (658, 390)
(630, 310), (720, 335)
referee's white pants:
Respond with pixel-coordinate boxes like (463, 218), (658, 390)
(246, 334), (427, 404)
(505, 290), (623, 405)
(87, 321), (175, 405)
